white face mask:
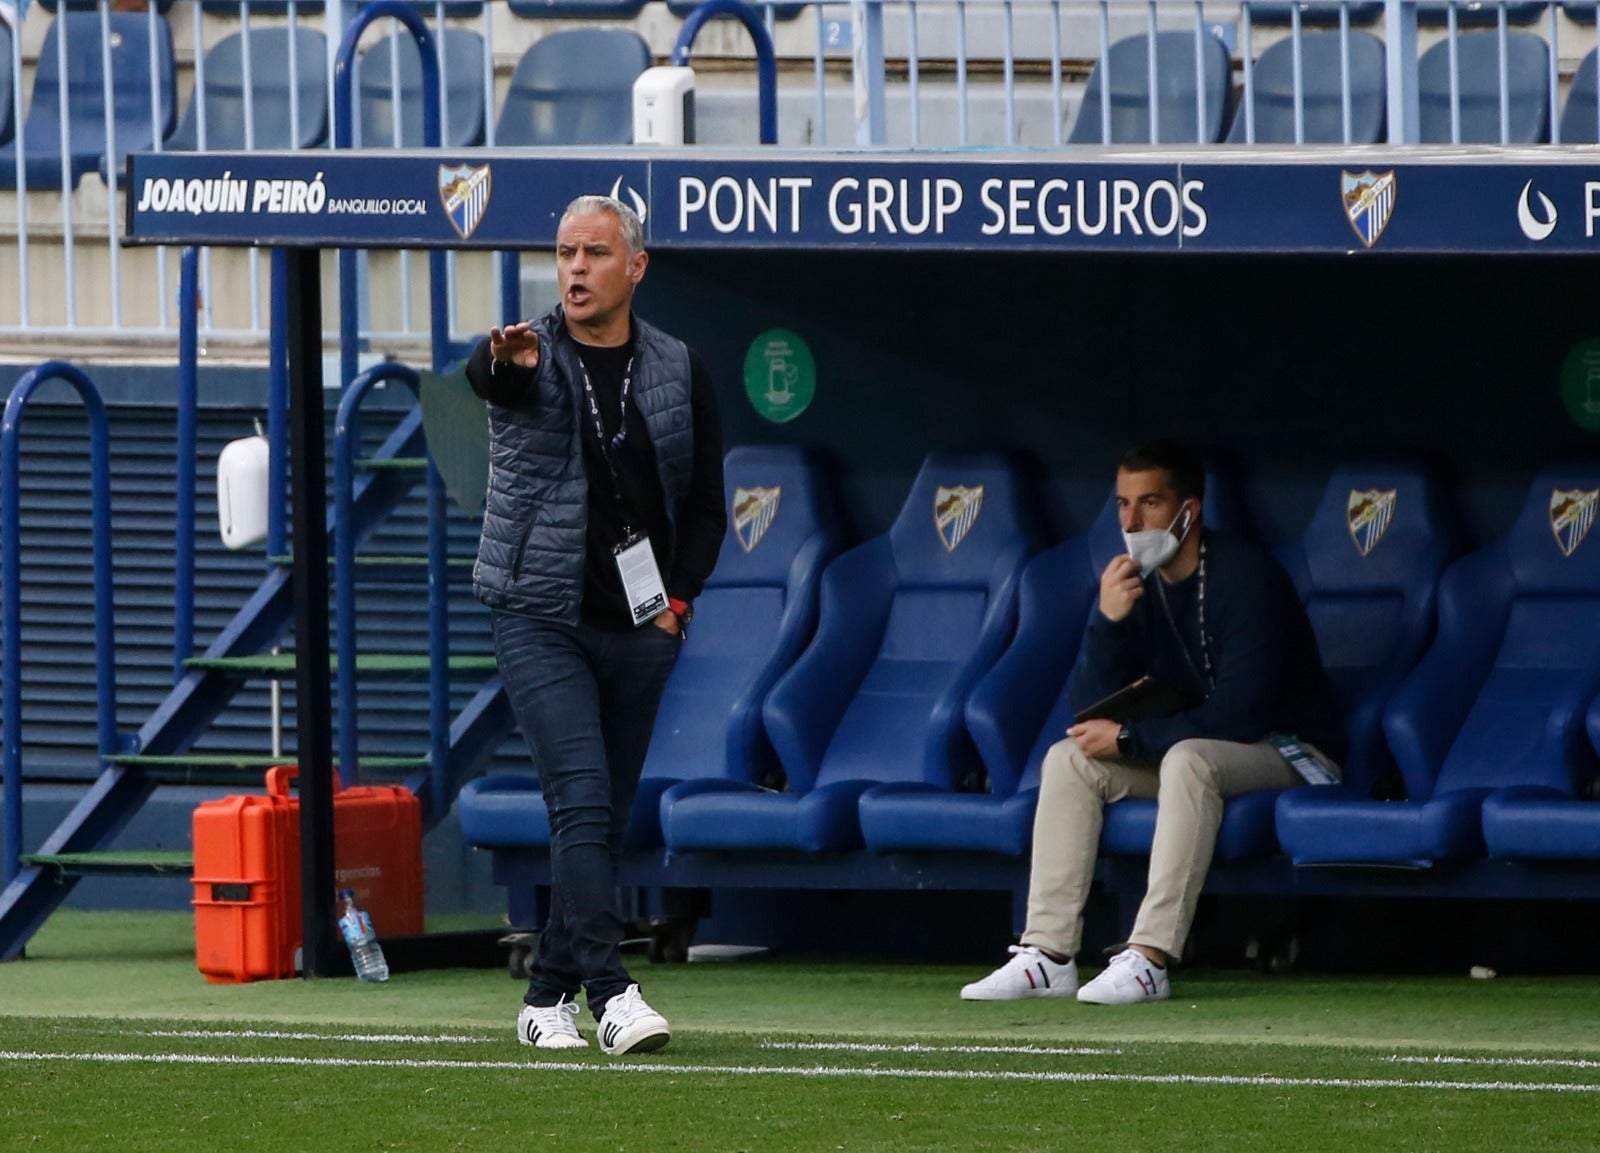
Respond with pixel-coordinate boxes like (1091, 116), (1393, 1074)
(1123, 503), (1195, 577)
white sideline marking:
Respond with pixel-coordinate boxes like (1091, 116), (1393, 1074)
(1390, 1055), (1600, 1071)
(140, 1029), (492, 1045)
(762, 1041), (1121, 1057)
(5, 1050), (1600, 1093)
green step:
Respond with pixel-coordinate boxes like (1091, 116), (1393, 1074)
(185, 652), (498, 677)
(21, 851), (194, 877)
(357, 456), (428, 471)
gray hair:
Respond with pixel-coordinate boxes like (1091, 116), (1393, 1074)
(561, 194), (644, 259)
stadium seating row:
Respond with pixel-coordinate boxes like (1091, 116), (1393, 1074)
(1078, 26), (1600, 144)
(458, 448), (1600, 881)
(9, 7), (1600, 188)
(0, 14), (656, 188)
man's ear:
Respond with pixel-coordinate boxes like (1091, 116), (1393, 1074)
(631, 250), (649, 285)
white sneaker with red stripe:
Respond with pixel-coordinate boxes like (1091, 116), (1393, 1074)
(960, 945), (1078, 1000)
(1076, 948), (1171, 1005)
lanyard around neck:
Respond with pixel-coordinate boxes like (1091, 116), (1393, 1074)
(578, 354), (638, 530)
(1154, 537), (1213, 691)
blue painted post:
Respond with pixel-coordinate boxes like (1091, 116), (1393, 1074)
(268, 249), (289, 563)
(175, 248), (199, 681)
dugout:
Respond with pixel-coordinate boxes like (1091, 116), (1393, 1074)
(116, 144), (1600, 972)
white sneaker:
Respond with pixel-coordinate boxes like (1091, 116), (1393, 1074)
(1076, 948), (1171, 1005)
(597, 984), (671, 1055)
(517, 997), (587, 1049)
(960, 945), (1078, 1001)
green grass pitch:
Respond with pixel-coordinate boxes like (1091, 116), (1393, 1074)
(3, 911), (1598, 1152)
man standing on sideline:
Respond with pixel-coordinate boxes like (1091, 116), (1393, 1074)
(962, 441), (1343, 1005)
(468, 195), (725, 1053)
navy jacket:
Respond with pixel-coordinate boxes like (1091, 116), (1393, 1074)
(1067, 531), (1346, 763)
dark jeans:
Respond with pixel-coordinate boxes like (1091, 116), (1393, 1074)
(492, 610), (681, 1019)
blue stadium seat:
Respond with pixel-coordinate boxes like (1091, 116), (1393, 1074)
(1565, 1), (1599, 23)
(1067, 29), (1234, 144)
(1558, 48), (1600, 143)
(1279, 467), (1600, 866)
(358, 27), (486, 148)
(195, 1), (479, 12)
(495, 28), (652, 147)
(942, 472), (1252, 859)
(0, 24), (13, 149)
(1480, 695), (1600, 860)
(457, 446), (846, 853)
(1242, 3), (1383, 26)
(1227, 30), (1387, 143)
(1415, 2), (1547, 26)
(0, 11), (176, 191)
(37, 1), (176, 10)
(198, 1), (324, 11)
(1418, 30), (1551, 143)
(165, 27), (327, 152)
(662, 452), (1048, 853)
(1276, 465), (1457, 799)
(507, 0), (648, 17)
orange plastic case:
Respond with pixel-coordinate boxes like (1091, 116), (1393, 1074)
(191, 766), (424, 983)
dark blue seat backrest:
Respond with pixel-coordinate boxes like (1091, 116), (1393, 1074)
(496, 28), (651, 146)
(1242, 3), (1383, 25)
(1559, 48), (1600, 143)
(1416, 468), (1600, 797)
(816, 452), (1046, 790)
(167, 27), (327, 152)
(1, 12), (175, 190)
(38, 0), (177, 10)
(1068, 29), (1234, 144)
(1415, 1), (1547, 25)
(358, 27), (486, 148)
(643, 445), (844, 783)
(195, 0), (482, 10)
(1228, 30), (1386, 143)
(1418, 30), (1550, 143)
(1278, 464), (1456, 794)
(507, 0), (648, 17)
(1566, 1), (1600, 24)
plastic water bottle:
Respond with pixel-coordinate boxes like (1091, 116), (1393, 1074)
(336, 888), (390, 982)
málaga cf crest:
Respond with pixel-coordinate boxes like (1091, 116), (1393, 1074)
(934, 485), (984, 552)
(1551, 488), (1599, 557)
(439, 163), (491, 240)
(1347, 489), (1397, 557)
(1341, 170), (1396, 249)
(732, 486), (781, 553)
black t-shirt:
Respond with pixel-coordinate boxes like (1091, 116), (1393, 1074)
(574, 338), (723, 631)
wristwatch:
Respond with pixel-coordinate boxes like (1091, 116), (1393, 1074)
(1116, 725), (1133, 759)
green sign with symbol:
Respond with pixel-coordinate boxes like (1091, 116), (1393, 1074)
(1561, 338), (1600, 432)
(743, 328), (816, 423)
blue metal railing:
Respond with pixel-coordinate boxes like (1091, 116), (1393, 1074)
(333, 0), (447, 390)
(332, 363), (451, 809)
(676, 0), (780, 146)
(1, 363), (119, 886)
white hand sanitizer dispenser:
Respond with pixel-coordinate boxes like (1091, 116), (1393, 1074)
(633, 66), (696, 146)
(217, 424), (270, 550)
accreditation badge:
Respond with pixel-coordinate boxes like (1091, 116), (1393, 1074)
(614, 532), (668, 627)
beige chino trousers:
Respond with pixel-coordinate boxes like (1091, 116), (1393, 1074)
(1019, 736), (1304, 961)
